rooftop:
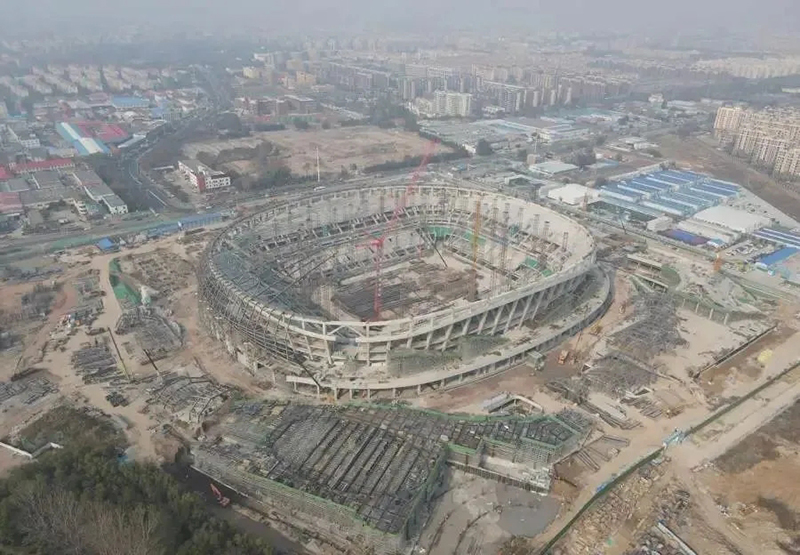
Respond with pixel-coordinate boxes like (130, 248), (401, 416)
(530, 160), (579, 175)
(2, 178), (30, 193)
(20, 186), (72, 206)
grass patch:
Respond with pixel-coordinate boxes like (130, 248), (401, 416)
(12, 405), (125, 452)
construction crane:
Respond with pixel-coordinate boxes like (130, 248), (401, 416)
(360, 139), (439, 320)
(143, 349), (163, 384)
(469, 200), (482, 301)
(210, 483), (230, 507)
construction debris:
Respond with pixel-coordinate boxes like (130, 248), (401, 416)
(70, 340), (124, 384)
(610, 290), (686, 362)
(115, 307), (183, 363)
(0, 376), (56, 407)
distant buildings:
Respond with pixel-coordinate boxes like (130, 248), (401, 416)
(410, 91), (473, 118)
(178, 160), (231, 192)
(714, 106), (800, 179)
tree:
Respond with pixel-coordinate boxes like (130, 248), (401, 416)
(516, 148), (528, 162)
(594, 176), (608, 188)
(595, 135), (607, 146)
(321, 120), (331, 130)
(293, 118), (310, 130)
(475, 139), (493, 156)
(566, 148), (597, 169)
(0, 444), (273, 555)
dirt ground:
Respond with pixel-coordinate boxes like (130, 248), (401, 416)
(697, 326), (799, 399)
(419, 470), (562, 555)
(656, 134), (800, 221)
(184, 127), (448, 177)
(694, 398), (800, 553)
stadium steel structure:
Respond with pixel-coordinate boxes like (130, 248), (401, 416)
(198, 182), (604, 392)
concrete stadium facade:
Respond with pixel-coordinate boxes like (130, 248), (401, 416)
(198, 181), (602, 392)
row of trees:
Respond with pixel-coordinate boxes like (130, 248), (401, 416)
(363, 148), (469, 174)
(0, 445), (274, 555)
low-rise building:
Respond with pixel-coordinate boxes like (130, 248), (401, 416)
(178, 160), (231, 192)
(101, 194), (128, 215)
(31, 170), (63, 189)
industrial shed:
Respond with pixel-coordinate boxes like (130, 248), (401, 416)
(692, 205), (770, 234)
(547, 183), (600, 206)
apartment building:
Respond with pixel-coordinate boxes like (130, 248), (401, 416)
(715, 105), (800, 178)
(432, 91), (472, 117)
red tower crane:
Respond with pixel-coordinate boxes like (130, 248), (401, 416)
(360, 139), (439, 320)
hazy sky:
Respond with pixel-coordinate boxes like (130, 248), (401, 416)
(4, 0), (800, 37)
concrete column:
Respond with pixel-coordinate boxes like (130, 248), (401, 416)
(366, 388), (371, 400)
(516, 293), (536, 330)
(477, 309), (491, 334)
(425, 330), (434, 349)
(349, 389), (353, 400)
(440, 321), (456, 351)
(489, 305), (505, 334)
(316, 384), (320, 399)
(723, 313), (730, 325)
(392, 388), (397, 398)
(417, 384), (422, 395)
(503, 298), (521, 334)
(709, 308), (714, 320)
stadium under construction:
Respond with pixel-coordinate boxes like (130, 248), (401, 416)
(197, 178), (611, 399)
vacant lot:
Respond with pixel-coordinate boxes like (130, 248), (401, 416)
(184, 126), (448, 177)
(699, 398), (800, 552)
(657, 134), (800, 221)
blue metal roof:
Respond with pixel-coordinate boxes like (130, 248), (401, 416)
(597, 197), (664, 218)
(753, 228), (800, 249)
(601, 184), (642, 201)
(179, 212), (222, 228)
(677, 187), (719, 204)
(96, 238), (115, 251)
(665, 229), (709, 245)
(659, 193), (705, 210)
(705, 179), (739, 193)
(643, 198), (690, 215)
(668, 170), (705, 182)
(660, 170), (695, 183)
(648, 172), (687, 186)
(758, 247), (799, 266)
(633, 177), (672, 191)
(618, 181), (659, 196)
(689, 183), (737, 198)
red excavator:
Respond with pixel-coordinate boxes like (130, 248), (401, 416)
(210, 483), (231, 508)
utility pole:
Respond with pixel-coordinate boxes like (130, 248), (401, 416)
(316, 147), (321, 183)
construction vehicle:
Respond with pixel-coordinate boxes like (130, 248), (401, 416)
(558, 350), (570, 365)
(210, 483), (230, 507)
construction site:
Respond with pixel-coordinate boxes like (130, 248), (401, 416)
(192, 400), (592, 554)
(2, 156), (800, 555)
(197, 174), (609, 401)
